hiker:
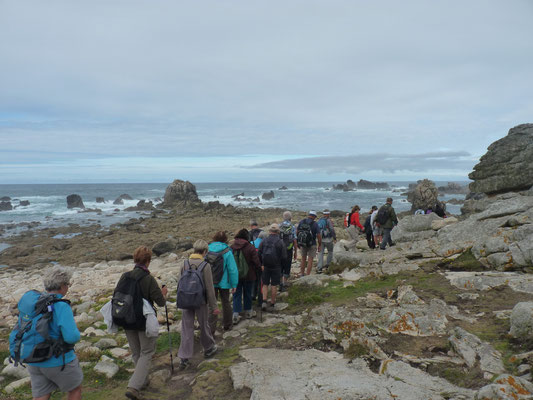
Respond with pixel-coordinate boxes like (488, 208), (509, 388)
(434, 201), (446, 218)
(115, 246), (167, 400)
(251, 230), (267, 304)
(177, 240), (219, 370)
(371, 206), (382, 248)
(208, 231), (238, 333)
(317, 209), (336, 273)
(279, 211), (298, 291)
(346, 205), (364, 242)
(258, 223), (287, 311)
(296, 211), (322, 277)
(249, 219), (263, 242)
(17, 266), (83, 400)
(231, 228), (261, 324)
(378, 198), (399, 250)
(364, 206), (378, 249)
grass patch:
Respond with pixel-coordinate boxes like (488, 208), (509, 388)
(344, 340), (370, 359)
(156, 332), (181, 353)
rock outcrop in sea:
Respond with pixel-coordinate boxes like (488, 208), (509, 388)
(162, 179), (201, 207)
(66, 194), (85, 209)
(406, 179), (440, 212)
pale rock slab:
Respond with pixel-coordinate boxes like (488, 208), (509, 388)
(475, 374), (533, 399)
(510, 302), (533, 339)
(230, 348), (474, 400)
(4, 377), (31, 394)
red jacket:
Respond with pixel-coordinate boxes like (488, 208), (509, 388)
(231, 238), (261, 281)
(349, 212), (364, 230)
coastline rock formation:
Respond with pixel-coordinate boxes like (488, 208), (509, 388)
(162, 179), (200, 207)
(0, 201), (13, 211)
(96, 197), (106, 203)
(438, 182), (469, 195)
(261, 191), (275, 200)
(469, 123), (533, 194)
(356, 179), (390, 190)
(66, 194), (85, 209)
(113, 194), (133, 205)
(406, 179), (439, 212)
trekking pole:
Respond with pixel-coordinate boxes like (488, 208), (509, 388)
(162, 285), (174, 373)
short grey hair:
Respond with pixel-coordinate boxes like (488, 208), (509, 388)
(258, 231), (268, 239)
(193, 239), (209, 254)
(283, 211), (292, 220)
(43, 266), (73, 292)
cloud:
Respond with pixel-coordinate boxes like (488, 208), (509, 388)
(250, 151), (476, 175)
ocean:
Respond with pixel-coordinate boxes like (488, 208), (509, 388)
(0, 181), (467, 237)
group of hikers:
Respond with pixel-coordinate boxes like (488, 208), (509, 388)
(8, 201), (400, 400)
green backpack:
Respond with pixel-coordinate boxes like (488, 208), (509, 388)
(233, 249), (249, 280)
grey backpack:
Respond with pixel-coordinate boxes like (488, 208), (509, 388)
(176, 260), (207, 310)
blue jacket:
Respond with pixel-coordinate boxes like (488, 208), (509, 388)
(28, 294), (80, 367)
(208, 242), (238, 289)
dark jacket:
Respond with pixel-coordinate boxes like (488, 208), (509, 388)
(381, 203), (398, 229)
(258, 234), (287, 269)
(231, 238), (261, 281)
(127, 266), (166, 308)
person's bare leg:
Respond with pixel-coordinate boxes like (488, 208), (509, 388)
(306, 256), (313, 276)
(34, 395), (51, 400)
(300, 255), (307, 276)
(67, 386), (82, 400)
(261, 285), (268, 304)
(271, 286), (277, 304)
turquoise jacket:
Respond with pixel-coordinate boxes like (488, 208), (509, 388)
(208, 242), (238, 289)
(28, 294), (80, 368)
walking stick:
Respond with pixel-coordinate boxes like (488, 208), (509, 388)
(162, 286), (174, 373)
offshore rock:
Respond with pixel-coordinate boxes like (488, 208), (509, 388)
(0, 201), (13, 211)
(163, 180), (200, 206)
(66, 194), (85, 209)
(261, 190), (275, 200)
(469, 123), (533, 194)
(407, 179), (439, 212)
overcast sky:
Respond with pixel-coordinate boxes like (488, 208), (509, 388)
(1, 0), (532, 184)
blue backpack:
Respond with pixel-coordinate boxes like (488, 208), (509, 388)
(317, 217), (331, 239)
(9, 290), (73, 368)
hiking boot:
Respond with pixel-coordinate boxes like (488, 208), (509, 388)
(232, 313), (241, 325)
(204, 345), (218, 358)
(269, 303), (276, 311)
(178, 359), (190, 371)
(245, 310), (257, 319)
(125, 387), (144, 400)
(316, 269), (322, 274)
(261, 302), (267, 311)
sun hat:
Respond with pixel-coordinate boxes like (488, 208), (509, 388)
(323, 209), (330, 215)
(308, 210), (317, 217)
(269, 223), (280, 232)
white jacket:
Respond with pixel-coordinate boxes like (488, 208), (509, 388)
(100, 299), (159, 337)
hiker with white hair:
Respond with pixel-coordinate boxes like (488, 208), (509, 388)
(278, 210), (297, 291)
(10, 266), (83, 400)
(258, 223), (287, 311)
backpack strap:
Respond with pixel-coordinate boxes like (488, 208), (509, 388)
(184, 259), (191, 270)
(197, 261), (208, 274)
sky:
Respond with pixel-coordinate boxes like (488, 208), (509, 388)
(1, 0), (532, 184)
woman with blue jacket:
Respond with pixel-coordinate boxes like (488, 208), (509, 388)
(208, 231), (238, 333)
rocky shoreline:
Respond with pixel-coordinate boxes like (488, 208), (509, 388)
(1, 124), (533, 399)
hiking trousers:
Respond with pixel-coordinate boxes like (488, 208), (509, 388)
(209, 288), (232, 333)
(233, 280), (254, 313)
(179, 304), (215, 360)
(317, 240), (334, 271)
(380, 228), (393, 249)
(366, 230), (375, 249)
(125, 329), (157, 390)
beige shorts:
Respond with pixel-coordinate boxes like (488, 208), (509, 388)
(299, 245), (317, 259)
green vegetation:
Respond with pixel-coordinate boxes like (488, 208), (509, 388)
(344, 340), (369, 359)
(156, 331), (181, 353)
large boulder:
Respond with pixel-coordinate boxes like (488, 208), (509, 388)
(261, 191), (275, 200)
(510, 302), (533, 339)
(162, 180), (200, 206)
(113, 194), (133, 205)
(469, 123), (533, 195)
(357, 179), (390, 190)
(19, 200), (30, 206)
(0, 201), (13, 211)
(66, 194), (85, 209)
(407, 179), (439, 212)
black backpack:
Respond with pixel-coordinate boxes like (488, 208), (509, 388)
(376, 206), (390, 226)
(297, 220), (313, 247)
(261, 238), (280, 267)
(205, 247), (230, 285)
(176, 260), (207, 310)
(112, 269), (149, 331)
